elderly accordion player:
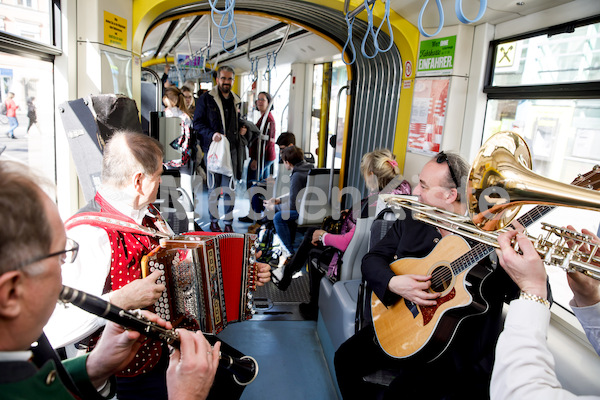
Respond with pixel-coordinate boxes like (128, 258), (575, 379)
(141, 232), (259, 334)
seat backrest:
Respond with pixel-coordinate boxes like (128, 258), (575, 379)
(297, 168), (340, 226)
(159, 116), (185, 162)
(274, 161), (291, 198)
(368, 207), (398, 250)
(339, 216), (375, 281)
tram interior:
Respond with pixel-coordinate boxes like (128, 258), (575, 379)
(1, 0), (600, 398)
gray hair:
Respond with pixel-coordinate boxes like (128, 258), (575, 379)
(101, 131), (164, 188)
(0, 162), (53, 275)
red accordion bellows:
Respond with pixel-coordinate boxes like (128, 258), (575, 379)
(141, 232), (258, 334)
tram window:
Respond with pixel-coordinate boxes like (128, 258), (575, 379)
(483, 18), (600, 311)
(309, 61), (346, 168)
(101, 49), (132, 97)
(490, 21), (600, 87)
(0, 50), (55, 187)
(0, 1), (53, 45)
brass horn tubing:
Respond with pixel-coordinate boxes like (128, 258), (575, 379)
(477, 162), (600, 213)
(386, 198), (502, 248)
(469, 134), (600, 231)
(385, 197), (600, 281)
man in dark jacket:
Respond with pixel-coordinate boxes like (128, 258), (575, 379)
(193, 65), (248, 232)
(334, 151), (521, 400)
(264, 146), (313, 257)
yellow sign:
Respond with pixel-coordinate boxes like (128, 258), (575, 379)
(496, 42), (516, 68)
(104, 11), (127, 50)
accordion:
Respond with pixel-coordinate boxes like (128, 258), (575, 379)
(141, 232), (258, 334)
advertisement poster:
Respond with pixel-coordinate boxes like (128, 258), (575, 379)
(407, 78), (450, 155)
(417, 36), (456, 76)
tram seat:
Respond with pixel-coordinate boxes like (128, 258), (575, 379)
(318, 216), (374, 350)
(274, 161), (291, 198)
(316, 215), (373, 398)
(297, 168), (340, 226)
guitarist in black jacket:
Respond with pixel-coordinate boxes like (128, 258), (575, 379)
(334, 151), (521, 400)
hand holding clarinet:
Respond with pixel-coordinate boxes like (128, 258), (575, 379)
(85, 310), (217, 399)
(59, 286), (258, 389)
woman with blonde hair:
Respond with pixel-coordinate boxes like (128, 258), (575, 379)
(273, 149), (411, 319)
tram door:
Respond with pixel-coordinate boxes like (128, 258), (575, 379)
(309, 61), (348, 170)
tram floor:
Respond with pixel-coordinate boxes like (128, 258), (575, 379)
(175, 181), (341, 398)
(217, 317), (340, 400)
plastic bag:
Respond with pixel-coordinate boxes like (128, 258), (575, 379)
(206, 136), (233, 177)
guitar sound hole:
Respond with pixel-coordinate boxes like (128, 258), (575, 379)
(430, 265), (453, 293)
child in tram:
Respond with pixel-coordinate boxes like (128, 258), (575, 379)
(272, 149), (411, 319)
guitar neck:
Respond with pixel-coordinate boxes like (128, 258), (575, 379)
(515, 205), (555, 227)
(451, 204), (555, 275)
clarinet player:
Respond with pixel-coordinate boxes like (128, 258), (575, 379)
(0, 160), (219, 399)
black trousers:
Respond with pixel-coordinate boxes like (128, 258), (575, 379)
(283, 227), (335, 305)
(334, 323), (491, 400)
(283, 227), (318, 277)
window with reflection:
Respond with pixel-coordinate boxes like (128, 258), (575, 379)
(0, 50), (55, 186)
(0, 1), (52, 45)
(484, 18), (600, 310)
(491, 21), (600, 86)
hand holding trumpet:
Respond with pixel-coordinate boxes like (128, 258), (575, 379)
(496, 224), (600, 307)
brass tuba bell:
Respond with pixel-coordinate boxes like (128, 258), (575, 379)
(468, 131), (600, 231)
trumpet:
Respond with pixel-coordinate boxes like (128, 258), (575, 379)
(381, 130), (600, 281)
(58, 285), (259, 386)
(467, 131), (600, 231)
(382, 195), (600, 280)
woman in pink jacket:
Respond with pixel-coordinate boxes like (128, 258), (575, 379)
(272, 149), (411, 319)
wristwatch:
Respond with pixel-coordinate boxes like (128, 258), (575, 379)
(519, 291), (550, 308)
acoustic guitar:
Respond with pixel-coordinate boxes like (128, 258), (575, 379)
(371, 168), (600, 361)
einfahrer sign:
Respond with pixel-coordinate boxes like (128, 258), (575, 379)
(417, 36), (456, 76)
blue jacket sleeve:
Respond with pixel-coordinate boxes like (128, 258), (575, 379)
(193, 94), (220, 153)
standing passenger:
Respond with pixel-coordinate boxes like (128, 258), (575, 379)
(250, 91), (277, 182)
(193, 65), (248, 233)
(163, 86), (194, 204)
(181, 85), (196, 115)
(5, 92), (19, 139)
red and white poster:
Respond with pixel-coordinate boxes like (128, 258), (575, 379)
(407, 77), (450, 155)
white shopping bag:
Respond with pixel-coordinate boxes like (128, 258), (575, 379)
(206, 136), (235, 189)
(206, 136), (233, 177)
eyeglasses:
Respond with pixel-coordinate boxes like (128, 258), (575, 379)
(19, 238), (79, 269)
(436, 151), (459, 188)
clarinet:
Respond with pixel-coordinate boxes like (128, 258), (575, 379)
(58, 285), (258, 386)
